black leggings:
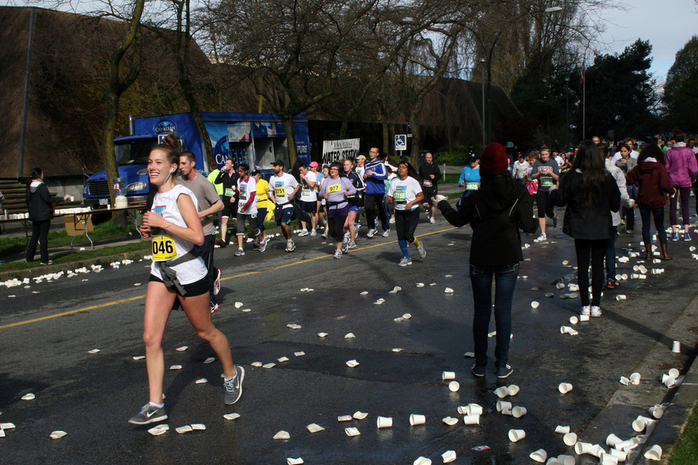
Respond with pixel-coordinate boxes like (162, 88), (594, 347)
(328, 215), (347, 243)
(27, 219), (51, 263)
(364, 193), (387, 231)
(575, 238), (607, 307)
(395, 209), (420, 242)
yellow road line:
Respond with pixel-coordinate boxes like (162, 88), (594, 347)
(0, 226), (458, 330)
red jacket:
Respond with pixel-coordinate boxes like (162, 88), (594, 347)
(626, 162), (675, 209)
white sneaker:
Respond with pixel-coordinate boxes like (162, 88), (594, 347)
(367, 229), (376, 238)
(389, 217), (395, 224)
(355, 224), (361, 232)
(591, 306), (602, 317)
(344, 231), (350, 240)
(398, 257), (413, 266)
(333, 250), (342, 259)
(310, 229), (317, 236)
(285, 240), (296, 252)
(298, 229), (309, 237)
(234, 248), (245, 257)
(347, 241), (357, 249)
(429, 217), (435, 224)
(534, 233), (547, 242)
(417, 242), (426, 258)
(382, 230), (390, 237)
(580, 306), (591, 316)
(433, 194), (448, 203)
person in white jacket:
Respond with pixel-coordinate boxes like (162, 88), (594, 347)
(601, 143), (634, 289)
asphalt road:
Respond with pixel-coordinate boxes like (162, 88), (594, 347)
(1, 216), (697, 464)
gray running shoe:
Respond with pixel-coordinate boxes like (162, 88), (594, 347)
(417, 242), (426, 258)
(347, 241), (357, 249)
(341, 242), (349, 253)
(285, 240), (296, 252)
(259, 241), (267, 253)
(129, 403), (167, 425)
(398, 257), (412, 267)
(333, 250), (342, 259)
(234, 248), (245, 257)
(382, 229), (390, 237)
(367, 228), (376, 238)
(224, 365), (245, 405)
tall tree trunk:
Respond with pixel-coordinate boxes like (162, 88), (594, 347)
(281, 115), (298, 166)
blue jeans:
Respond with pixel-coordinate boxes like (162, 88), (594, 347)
(470, 262), (519, 369)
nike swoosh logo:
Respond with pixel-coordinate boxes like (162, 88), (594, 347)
(147, 410), (157, 418)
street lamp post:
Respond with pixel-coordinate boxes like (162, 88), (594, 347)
(565, 74), (570, 148)
(481, 58), (486, 150)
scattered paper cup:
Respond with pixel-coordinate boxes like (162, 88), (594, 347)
(409, 414), (426, 426)
(376, 416), (393, 429)
(287, 458), (304, 465)
(632, 415), (654, 432)
(555, 425), (570, 434)
(529, 449), (547, 463)
(413, 457), (431, 465)
(306, 423), (325, 433)
(448, 381), (460, 392)
(644, 445), (662, 461)
(606, 433), (622, 447)
(649, 405), (665, 419)
(463, 414), (480, 425)
(672, 341), (681, 353)
(629, 372), (641, 385)
(442, 371), (456, 381)
(467, 403), (483, 415)
(345, 427), (360, 437)
(557, 455), (575, 465)
(496, 400), (512, 412)
(346, 360), (359, 368)
(620, 376), (630, 385)
(441, 450), (457, 463)
(569, 316), (579, 325)
(223, 413), (241, 421)
(148, 424), (169, 436)
(574, 441), (592, 455)
(442, 416), (459, 426)
(610, 448), (628, 461)
(531, 301), (540, 309)
(616, 295), (626, 301)
(494, 386), (509, 398)
(669, 368), (680, 378)
(507, 385), (520, 396)
(512, 406), (527, 418)
(508, 428), (526, 442)
(50, 430), (67, 440)
(563, 432), (578, 446)
(273, 430), (290, 440)
(558, 382), (573, 394)
(21, 393), (35, 401)
(338, 415), (352, 422)
(580, 314), (590, 322)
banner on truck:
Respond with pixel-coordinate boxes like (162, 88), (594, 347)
(322, 138), (360, 166)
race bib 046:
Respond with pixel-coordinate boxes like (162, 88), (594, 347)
(152, 234), (177, 261)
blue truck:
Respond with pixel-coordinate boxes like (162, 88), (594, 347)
(83, 112), (311, 207)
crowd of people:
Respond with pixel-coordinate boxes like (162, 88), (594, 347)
(128, 131), (697, 423)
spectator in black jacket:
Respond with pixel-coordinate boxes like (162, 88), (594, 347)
(419, 152), (442, 224)
(437, 143), (537, 380)
(26, 167), (71, 265)
(550, 141), (621, 318)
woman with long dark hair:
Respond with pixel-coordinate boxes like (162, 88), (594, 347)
(437, 143), (537, 379)
(627, 144), (675, 260)
(550, 141), (620, 318)
(25, 167), (71, 265)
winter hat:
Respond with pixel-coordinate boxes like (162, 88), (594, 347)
(479, 143), (509, 175)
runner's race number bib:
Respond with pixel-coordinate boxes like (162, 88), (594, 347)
(152, 234), (177, 261)
(423, 180), (433, 188)
(274, 186), (286, 197)
(328, 183), (341, 193)
(466, 182), (479, 191)
(224, 188), (235, 197)
(540, 176), (553, 188)
(394, 186), (407, 204)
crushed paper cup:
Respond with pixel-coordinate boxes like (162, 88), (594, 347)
(413, 457), (431, 465)
(444, 287), (454, 294)
(287, 324), (302, 330)
(463, 351), (475, 358)
(402, 313), (412, 319)
(589, 445), (605, 458)
(669, 368), (680, 378)
(346, 360), (359, 368)
(488, 331), (497, 338)
(318, 332), (328, 338)
(557, 455), (575, 465)
(389, 286), (402, 294)
(563, 432), (578, 446)
(496, 400), (512, 413)
(442, 450), (456, 463)
(610, 449), (628, 461)
(345, 427), (360, 437)
(416, 283), (425, 287)
(508, 428), (526, 442)
(374, 299), (385, 305)
(545, 293), (555, 298)
(21, 393), (35, 401)
(287, 458), (304, 465)
(251, 362), (263, 367)
(273, 430), (291, 440)
(338, 415), (353, 422)
(392, 348), (404, 353)
(195, 378), (207, 384)
(148, 424), (169, 436)
(360, 291), (369, 295)
(88, 349), (100, 354)
(442, 416), (459, 426)
(353, 411), (368, 420)
(644, 445), (662, 461)
(234, 302), (244, 308)
(223, 413), (241, 421)
(191, 424), (206, 431)
(277, 356), (289, 363)
(531, 301), (540, 309)
(306, 423), (325, 433)
(50, 430), (67, 440)
(1, 423), (16, 429)
(463, 414), (480, 425)
(345, 333), (356, 339)
(133, 355), (145, 361)
(448, 381), (460, 392)
(294, 351), (306, 357)
(176, 346), (188, 352)
(555, 425), (570, 434)
(530, 449), (547, 463)
(263, 363), (276, 369)
(204, 357), (215, 364)
(629, 372), (641, 385)
(176, 425), (193, 434)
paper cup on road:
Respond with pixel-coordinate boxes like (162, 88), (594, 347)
(606, 433), (622, 447)
(529, 449), (547, 463)
(512, 406), (527, 418)
(673, 341), (681, 353)
(616, 295), (626, 301)
(467, 403), (483, 415)
(620, 376), (630, 385)
(600, 452), (618, 465)
(442, 371), (456, 381)
(574, 441), (592, 455)
(494, 386), (509, 398)
(629, 372), (641, 385)
(649, 405), (665, 419)
(669, 368), (680, 378)
(448, 381), (460, 392)
(632, 415), (654, 432)
(508, 428), (526, 442)
(555, 425), (570, 434)
(569, 316), (579, 325)
(557, 455), (575, 465)
(580, 314), (590, 322)
(442, 416), (459, 426)
(376, 416), (393, 429)
(441, 450), (457, 463)
(345, 427), (360, 437)
(662, 374), (676, 387)
(589, 444), (605, 458)
(563, 432), (578, 446)
(531, 301), (540, 309)
(558, 382), (573, 394)
(409, 414), (426, 426)
(610, 448), (628, 461)
(463, 414), (480, 425)
(413, 457), (431, 465)
(496, 400), (512, 412)
(644, 445), (662, 461)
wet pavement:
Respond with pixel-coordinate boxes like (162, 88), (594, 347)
(1, 212), (698, 464)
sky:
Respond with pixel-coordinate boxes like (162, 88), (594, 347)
(598, 0), (697, 85)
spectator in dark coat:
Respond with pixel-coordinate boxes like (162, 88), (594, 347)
(26, 167), (71, 264)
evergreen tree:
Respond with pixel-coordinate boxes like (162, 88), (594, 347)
(663, 36), (698, 131)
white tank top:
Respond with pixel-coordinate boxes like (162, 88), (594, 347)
(150, 184), (208, 285)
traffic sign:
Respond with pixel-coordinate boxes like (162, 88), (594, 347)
(395, 134), (407, 151)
